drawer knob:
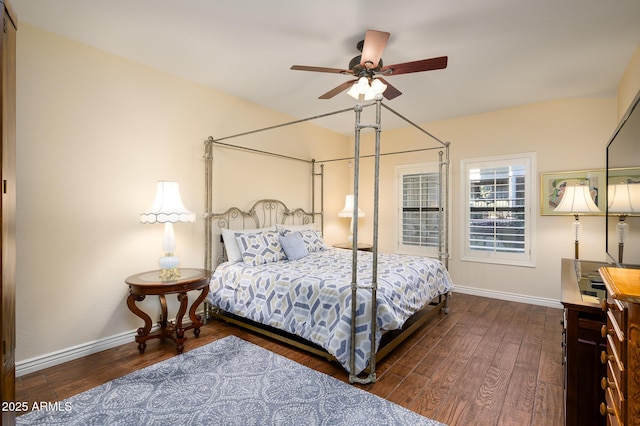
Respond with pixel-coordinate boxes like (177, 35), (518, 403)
(601, 376), (616, 390)
(601, 324), (608, 338)
(600, 402), (614, 416)
(601, 299), (611, 312)
(601, 351), (614, 364)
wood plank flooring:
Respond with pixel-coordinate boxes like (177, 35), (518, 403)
(16, 293), (564, 425)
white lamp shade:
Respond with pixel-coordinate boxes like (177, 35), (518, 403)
(608, 183), (640, 213)
(140, 181), (196, 224)
(553, 184), (600, 214)
(338, 194), (365, 218)
(346, 77), (387, 100)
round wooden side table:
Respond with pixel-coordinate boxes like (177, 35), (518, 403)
(125, 268), (211, 354)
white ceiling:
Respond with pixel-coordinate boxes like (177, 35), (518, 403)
(12, 0), (640, 135)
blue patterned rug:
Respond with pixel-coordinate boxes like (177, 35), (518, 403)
(17, 336), (444, 425)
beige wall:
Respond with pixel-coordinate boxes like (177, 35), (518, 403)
(618, 44), (640, 118)
(354, 98), (617, 301)
(16, 25), (349, 364)
(16, 23), (633, 369)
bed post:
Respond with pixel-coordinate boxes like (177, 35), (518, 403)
(320, 163), (324, 232)
(203, 138), (214, 324)
(349, 96), (383, 385)
(438, 146), (450, 269)
(349, 104), (362, 382)
(204, 137), (214, 273)
(311, 159), (325, 233)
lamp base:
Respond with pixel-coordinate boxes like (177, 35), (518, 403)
(619, 242), (624, 265)
(158, 253), (180, 281)
(159, 268), (180, 281)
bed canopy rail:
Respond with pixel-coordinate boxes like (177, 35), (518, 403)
(203, 139), (324, 273)
(203, 96), (450, 384)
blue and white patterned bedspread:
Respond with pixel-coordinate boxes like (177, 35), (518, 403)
(207, 248), (453, 374)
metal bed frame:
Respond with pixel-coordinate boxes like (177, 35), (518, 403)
(203, 96), (451, 384)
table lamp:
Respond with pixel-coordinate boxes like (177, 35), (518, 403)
(608, 182), (640, 264)
(553, 182), (600, 259)
(338, 194), (365, 246)
(140, 181), (195, 280)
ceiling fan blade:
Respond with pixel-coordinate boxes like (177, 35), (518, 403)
(291, 65), (352, 74)
(380, 56), (448, 76)
(318, 80), (357, 99)
(377, 78), (402, 100)
(360, 30), (390, 69)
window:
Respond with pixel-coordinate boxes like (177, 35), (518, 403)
(461, 153), (536, 266)
(397, 163), (441, 256)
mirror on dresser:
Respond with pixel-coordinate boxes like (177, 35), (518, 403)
(606, 89), (640, 267)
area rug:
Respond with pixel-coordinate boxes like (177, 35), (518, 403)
(17, 335), (444, 425)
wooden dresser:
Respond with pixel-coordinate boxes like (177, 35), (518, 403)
(599, 266), (640, 426)
(561, 258), (608, 426)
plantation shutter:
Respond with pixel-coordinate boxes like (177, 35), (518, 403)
(401, 172), (440, 249)
(468, 165), (526, 254)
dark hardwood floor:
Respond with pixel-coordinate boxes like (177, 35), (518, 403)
(16, 293), (564, 425)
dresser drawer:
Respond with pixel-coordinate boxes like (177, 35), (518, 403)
(603, 325), (625, 376)
(603, 360), (624, 409)
(601, 386), (622, 425)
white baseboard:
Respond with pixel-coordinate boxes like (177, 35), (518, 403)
(16, 328), (141, 377)
(16, 311), (204, 377)
(452, 285), (563, 309)
(17, 290), (560, 377)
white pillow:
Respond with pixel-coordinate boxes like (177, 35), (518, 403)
(275, 223), (318, 234)
(221, 226), (275, 263)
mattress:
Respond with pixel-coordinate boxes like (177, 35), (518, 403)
(206, 247), (453, 373)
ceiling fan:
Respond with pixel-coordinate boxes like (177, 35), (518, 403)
(290, 29), (448, 100)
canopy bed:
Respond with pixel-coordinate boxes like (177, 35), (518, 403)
(203, 97), (453, 384)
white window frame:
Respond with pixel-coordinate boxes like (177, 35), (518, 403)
(396, 162), (441, 257)
(460, 152), (536, 267)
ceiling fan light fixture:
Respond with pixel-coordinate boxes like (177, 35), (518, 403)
(347, 77), (387, 100)
(370, 78), (387, 93)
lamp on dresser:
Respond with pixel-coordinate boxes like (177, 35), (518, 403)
(554, 181), (600, 259)
(607, 182), (640, 264)
(140, 181), (195, 281)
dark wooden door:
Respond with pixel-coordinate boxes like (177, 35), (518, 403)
(0, 1), (16, 425)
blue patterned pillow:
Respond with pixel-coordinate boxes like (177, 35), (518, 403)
(281, 228), (327, 252)
(298, 230), (327, 253)
(278, 232), (308, 261)
(235, 231), (286, 266)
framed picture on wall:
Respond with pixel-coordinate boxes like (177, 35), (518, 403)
(540, 169), (605, 215)
(608, 167), (640, 186)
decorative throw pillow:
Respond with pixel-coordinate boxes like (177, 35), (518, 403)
(235, 231), (286, 266)
(278, 232), (308, 261)
(297, 230), (327, 253)
(276, 223), (318, 234)
(221, 227), (275, 263)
